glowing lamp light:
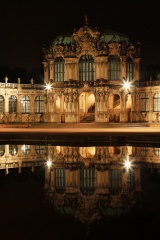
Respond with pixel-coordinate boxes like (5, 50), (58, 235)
(46, 160), (52, 169)
(123, 81), (131, 90)
(124, 159), (131, 171)
(45, 84), (52, 90)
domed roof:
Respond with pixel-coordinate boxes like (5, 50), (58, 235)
(99, 29), (131, 45)
(51, 27), (131, 48)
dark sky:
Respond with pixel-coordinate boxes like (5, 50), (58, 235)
(0, 0), (159, 75)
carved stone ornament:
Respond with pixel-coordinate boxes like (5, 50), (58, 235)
(108, 42), (121, 55)
(73, 26), (100, 53)
(53, 45), (63, 54)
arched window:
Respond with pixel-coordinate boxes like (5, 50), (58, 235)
(153, 93), (160, 112)
(80, 168), (95, 196)
(140, 93), (149, 112)
(34, 96), (44, 113)
(108, 55), (120, 80)
(154, 148), (160, 156)
(9, 95), (17, 113)
(126, 57), (133, 81)
(54, 57), (64, 82)
(0, 95), (4, 114)
(55, 168), (66, 194)
(21, 144), (31, 155)
(21, 96), (30, 113)
(9, 145), (18, 156)
(79, 54), (94, 81)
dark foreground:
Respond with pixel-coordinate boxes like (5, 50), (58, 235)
(0, 167), (159, 240)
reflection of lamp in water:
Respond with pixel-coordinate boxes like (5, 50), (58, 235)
(45, 83), (52, 90)
(124, 159), (131, 171)
(124, 155), (132, 172)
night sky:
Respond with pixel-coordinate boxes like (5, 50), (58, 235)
(0, 0), (159, 76)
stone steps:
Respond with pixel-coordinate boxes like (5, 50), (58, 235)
(80, 113), (95, 123)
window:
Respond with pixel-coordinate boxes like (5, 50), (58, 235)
(0, 95), (4, 114)
(108, 55), (120, 80)
(55, 168), (66, 194)
(79, 54), (94, 81)
(127, 169), (135, 191)
(21, 96), (30, 113)
(153, 93), (160, 112)
(109, 169), (122, 194)
(140, 93), (149, 111)
(126, 57), (133, 81)
(9, 95), (17, 113)
(54, 57), (64, 82)
(154, 148), (160, 156)
(35, 145), (46, 155)
(0, 145), (4, 156)
(9, 145), (17, 156)
(141, 147), (149, 156)
(21, 144), (31, 155)
(80, 168), (95, 196)
(34, 96), (44, 113)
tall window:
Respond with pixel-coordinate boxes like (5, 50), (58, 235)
(9, 145), (18, 156)
(153, 93), (160, 111)
(141, 147), (149, 156)
(109, 169), (122, 194)
(21, 96), (30, 113)
(35, 145), (46, 155)
(140, 93), (149, 111)
(34, 96), (44, 113)
(108, 55), (120, 80)
(9, 95), (17, 113)
(55, 168), (66, 194)
(80, 168), (95, 196)
(127, 169), (135, 191)
(54, 57), (64, 82)
(79, 54), (94, 81)
(0, 145), (4, 156)
(0, 95), (4, 114)
(21, 144), (31, 155)
(126, 57), (133, 81)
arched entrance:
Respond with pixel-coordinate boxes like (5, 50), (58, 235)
(108, 94), (120, 123)
(79, 92), (95, 123)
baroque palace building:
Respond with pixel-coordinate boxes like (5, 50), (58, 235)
(0, 16), (160, 124)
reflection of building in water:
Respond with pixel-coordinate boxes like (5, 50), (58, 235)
(0, 144), (46, 174)
(0, 17), (160, 124)
(1, 143), (160, 224)
(43, 144), (160, 224)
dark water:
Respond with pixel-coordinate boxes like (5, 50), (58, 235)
(0, 138), (160, 240)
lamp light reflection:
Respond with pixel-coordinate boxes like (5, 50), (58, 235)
(45, 84), (52, 90)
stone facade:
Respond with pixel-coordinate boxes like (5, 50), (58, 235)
(0, 19), (160, 124)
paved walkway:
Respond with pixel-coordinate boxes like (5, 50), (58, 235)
(0, 122), (147, 128)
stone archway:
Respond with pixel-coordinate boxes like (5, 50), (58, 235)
(79, 92), (95, 122)
(108, 94), (120, 123)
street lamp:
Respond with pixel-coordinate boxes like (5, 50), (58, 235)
(122, 79), (131, 93)
(45, 83), (52, 90)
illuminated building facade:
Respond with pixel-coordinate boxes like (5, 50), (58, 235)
(0, 17), (160, 124)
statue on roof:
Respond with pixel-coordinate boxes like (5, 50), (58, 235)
(84, 14), (89, 27)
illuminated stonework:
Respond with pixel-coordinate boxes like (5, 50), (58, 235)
(0, 18), (160, 124)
